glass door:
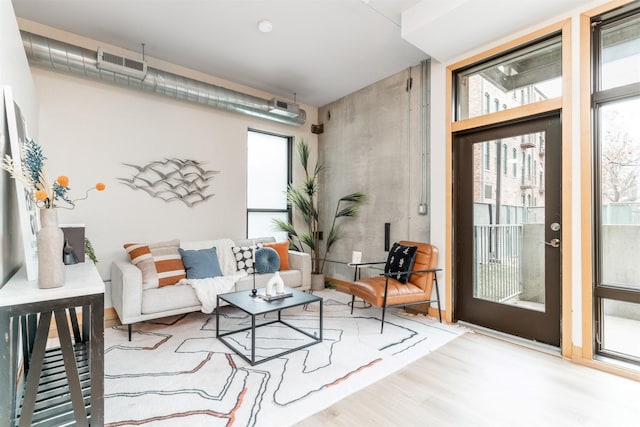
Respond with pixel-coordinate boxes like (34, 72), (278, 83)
(592, 4), (640, 365)
(455, 114), (562, 346)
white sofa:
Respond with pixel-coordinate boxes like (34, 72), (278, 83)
(111, 237), (311, 340)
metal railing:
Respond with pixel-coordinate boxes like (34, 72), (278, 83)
(474, 224), (522, 302)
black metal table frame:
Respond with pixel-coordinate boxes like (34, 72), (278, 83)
(0, 293), (104, 427)
(216, 292), (322, 366)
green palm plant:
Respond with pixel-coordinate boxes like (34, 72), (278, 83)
(273, 139), (366, 274)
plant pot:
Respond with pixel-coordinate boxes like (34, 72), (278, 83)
(311, 273), (325, 291)
(37, 208), (65, 289)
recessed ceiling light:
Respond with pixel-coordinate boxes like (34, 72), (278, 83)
(257, 20), (273, 33)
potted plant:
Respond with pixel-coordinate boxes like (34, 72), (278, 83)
(273, 139), (366, 290)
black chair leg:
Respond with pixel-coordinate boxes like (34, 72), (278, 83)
(380, 304), (386, 333)
(434, 275), (442, 323)
(350, 295), (355, 314)
(128, 324), (132, 341)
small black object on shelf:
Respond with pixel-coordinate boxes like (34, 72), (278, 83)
(62, 239), (79, 265)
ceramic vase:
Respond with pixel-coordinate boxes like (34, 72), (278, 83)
(265, 275), (275, 296)
(266, 271), (285, 295)
(37, 208), (65, 288)
(274, 271), (285, 294)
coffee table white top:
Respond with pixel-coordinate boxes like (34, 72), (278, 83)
(0, 262), (104, 308)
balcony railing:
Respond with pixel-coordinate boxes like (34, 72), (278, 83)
(474, 224), (523, 303)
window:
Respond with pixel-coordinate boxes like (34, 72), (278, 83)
(455, 35), (562, 120)
(246, 130), (291, 239)
(484, 142), (491, 170)
(512, 148), (517, 177)
(592, 4), (640, 364)
(503, 144), (508, 175)
(484, 184), (493, 200)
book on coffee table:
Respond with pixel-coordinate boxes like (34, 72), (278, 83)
(258, 290), (293, 301)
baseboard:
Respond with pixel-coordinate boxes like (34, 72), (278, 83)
(326, 276), (352, 294)
(405, 304), (446, 320)
(104, 307), (121, 328)
(570, 347), (640, 381)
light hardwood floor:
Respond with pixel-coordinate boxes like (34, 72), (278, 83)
(296, 331), (640, 427)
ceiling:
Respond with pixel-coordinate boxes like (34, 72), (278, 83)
(11, 0), (597, 108)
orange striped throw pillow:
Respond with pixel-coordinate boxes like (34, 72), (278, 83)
(124, 239), (186, 288)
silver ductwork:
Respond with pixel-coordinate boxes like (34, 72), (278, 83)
(20, 31), (306, 126)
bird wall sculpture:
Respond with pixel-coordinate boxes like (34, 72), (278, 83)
(119, 158), (220, 207)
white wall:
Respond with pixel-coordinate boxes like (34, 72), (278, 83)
(17, 21), (318, 307)
(0, 1), (38, 285)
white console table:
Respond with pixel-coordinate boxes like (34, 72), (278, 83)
(0, 262), (105, 426)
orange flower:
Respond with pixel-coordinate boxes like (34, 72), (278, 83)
(35, 189), (48, 201)
(56, 175), (69, 187)
(95, 182), (106, 191)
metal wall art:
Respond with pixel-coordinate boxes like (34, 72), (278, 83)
(119, 158), (219, 207)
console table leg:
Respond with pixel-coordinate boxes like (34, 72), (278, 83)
(54, 310), (88, 426)
(18, 311), (52, 427)
(0, 310), (14, 427)
(90, 296), (104, 425)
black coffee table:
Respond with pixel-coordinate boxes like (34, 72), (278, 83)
(216, 287), (323, 365)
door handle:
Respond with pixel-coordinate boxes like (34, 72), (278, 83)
(544, 238), (561, 248)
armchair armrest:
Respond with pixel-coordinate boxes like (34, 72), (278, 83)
(349, 261), (386, 281)
(110, 260), (143, 324)
(348, 261), (386, 267)
(379, 267), (442, 277)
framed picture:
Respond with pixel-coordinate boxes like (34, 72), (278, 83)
(4, 86), (39, 280)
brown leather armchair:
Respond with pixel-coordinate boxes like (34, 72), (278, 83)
(348, 241), (441, 332)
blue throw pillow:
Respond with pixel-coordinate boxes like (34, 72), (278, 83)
(255, 247), (280, 274)
(179, 247), (223, 279)
(384, 243), (418, 284)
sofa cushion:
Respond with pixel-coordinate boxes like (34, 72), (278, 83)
(179, 247), (223, 279)
(141, 284), (201, 315)
(124, 240), (186, 288)
(181, 239), (238, 276)
(255, 247), (280, 273)
(263, 241), (290, 270)
(235, 269), (302, 290)
(232, 243), (262, 274)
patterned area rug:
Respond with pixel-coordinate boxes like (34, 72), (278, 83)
(104, 289), (466, 426)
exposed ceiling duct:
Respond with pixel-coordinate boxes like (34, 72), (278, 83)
(20, 31), (306, 127)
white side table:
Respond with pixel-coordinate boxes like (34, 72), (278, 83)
(0, 262), (105, 426)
